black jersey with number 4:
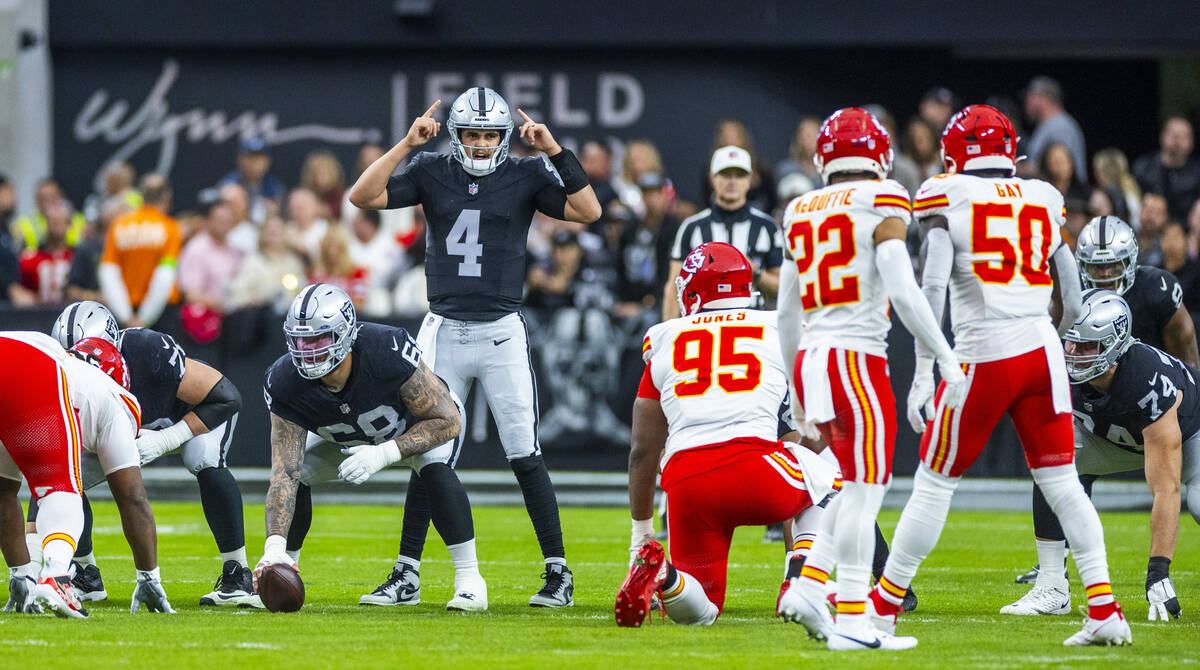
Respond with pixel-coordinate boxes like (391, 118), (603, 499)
(263, 322), (430, 446)
(384, 152), (569, 321)
(116, 327), (189, 427)
(1125, 265), (1182, 349)
(1072, 342), (1200, 452)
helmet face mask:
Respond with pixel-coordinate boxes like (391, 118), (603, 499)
(284, 284), (358, 379)
(1075, 216), (1138, 295)
(447, 87), (514, 177)
(52, 300), (119, 349)
(1063, 289), (1134, 382)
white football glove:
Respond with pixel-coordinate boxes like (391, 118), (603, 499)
(2, 574), (40, 613)
(254, 534), (297, 587)
(629, 518), (655, 566)
(135, 420), (192, 466)
(1147, 577), (1181, 621)
(937, 356), (968, 410)
(338, 440), (402, 485)
(907, 358), (936, 434)
(130, 568), (175, 613)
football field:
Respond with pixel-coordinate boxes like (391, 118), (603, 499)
(3, 501), (1197, 669)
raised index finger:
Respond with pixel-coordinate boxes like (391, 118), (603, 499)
(517, 108), (535, 124)
(422, 100), (441, 118)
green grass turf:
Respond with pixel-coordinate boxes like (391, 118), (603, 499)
(1, 502), (1197, 669)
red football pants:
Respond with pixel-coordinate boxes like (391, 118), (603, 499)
(920, 347), (1074, 478)
(795, 349), (897, 484)
(662, 439), (815, 612)
(0, 338), (83, 498)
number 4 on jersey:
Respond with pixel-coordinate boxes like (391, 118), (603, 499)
(447, 209), (484, 277)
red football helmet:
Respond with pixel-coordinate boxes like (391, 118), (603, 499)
(940, 104), (1018, 174)
(675, 242), (754, 316)
(69, 336), (130, 390)
(813, 107), (893, 184)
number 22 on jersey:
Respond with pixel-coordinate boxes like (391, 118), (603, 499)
(672, 325), (763, 397)
(787, 213), (859, 311)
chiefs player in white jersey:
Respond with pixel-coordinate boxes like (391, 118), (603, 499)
(869, 105), (1131, 647)
(772, 107), (965, 651)
(615, 242), (840, 628)
(0, 332), (172, 618)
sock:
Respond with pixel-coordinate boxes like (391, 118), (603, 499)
(662, 562), (680, 594)
(510, 455), (566, 560)
(421, 464), (475, 546)
(661, 567), (719, 625)
(75, 551), (96, 568)
(399, 470), (432, 562)
(286, 549), (301, 563)
(872, 522), (890, 580)
(784, 549), (806, 581)
(1031, 464), (1116, 620)
(76, 493), (94, 557)
(10, 561), (37, 579)
(35, 491), (84, 578)
(447, 539), (481, 590)
(285, 484), (312, 553)
(876, 465), (958, 610)
(545, 556), (566, 568)
(832, 482), (887, 635)
(1032, 483), (1066, 541)
(220, 548), (249, 568)
(25, 532), (42, 568)
(1033, 539), (1068, 589)
(196, 467), (246, 553)
(396, 555), (420, 572)
(796, 493), (840, 600)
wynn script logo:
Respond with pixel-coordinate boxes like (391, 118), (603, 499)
(72, 59), (382, 191)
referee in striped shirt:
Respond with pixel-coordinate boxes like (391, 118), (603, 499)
(662, 146), (784, 319)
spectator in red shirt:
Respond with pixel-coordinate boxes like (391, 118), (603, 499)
(18, 198), (74, 304)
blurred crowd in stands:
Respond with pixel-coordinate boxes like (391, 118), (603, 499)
(2, 75), (1198, 441)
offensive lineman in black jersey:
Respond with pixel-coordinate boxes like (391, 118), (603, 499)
(1015, 216), (1200, 588)
(254, 284), (487, 610)
(348, 87), (601, 606)
(44, 300), (252, 606)
(1004, 291), (1199, 620)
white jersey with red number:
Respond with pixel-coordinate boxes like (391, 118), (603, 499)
(641, 309), (788, 469)
(912, 174), (1066, 363)
(0, 331), (141, 474)
(779, 178), (912, 358)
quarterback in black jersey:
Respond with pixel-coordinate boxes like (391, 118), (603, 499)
(348, 87), (601, 607)
(255, 284), (486, 610)
(1006, 291), (1200, 621)
(44, 300), (252, 607)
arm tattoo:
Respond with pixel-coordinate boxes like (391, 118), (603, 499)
(265, 414), (307, 537)
(394, 362), (461, 459)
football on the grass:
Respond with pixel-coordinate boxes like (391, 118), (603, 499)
(258, 564), (305, 612)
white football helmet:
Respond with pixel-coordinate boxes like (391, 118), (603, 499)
(52, 301), (120, 348)
(1063, 289), (1134, 382)
(284, 284), (358, 379)
(447, 87), (514, 177)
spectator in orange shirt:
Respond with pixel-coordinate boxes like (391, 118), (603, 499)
(98, 174), (181, 328)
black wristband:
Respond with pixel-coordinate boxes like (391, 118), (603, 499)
(548, 149), (590, 195)
(1147, 555), (1171, 587)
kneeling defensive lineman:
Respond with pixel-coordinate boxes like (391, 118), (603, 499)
(1, 332), (172, 617)
(1007, 290), (1199, 621)
(348, 87), (602, 606)
(871, 105), (1130, 647)
(42, 300), (251, 607)
(617, 243), (839, 628)
(773, 107), (965, 651)
(255, 284), (486, 610)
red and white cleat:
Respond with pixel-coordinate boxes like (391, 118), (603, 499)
(615, 541), (667, 627)
(34, 575), (89, 619)
(1064, 605), (1132, 647)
